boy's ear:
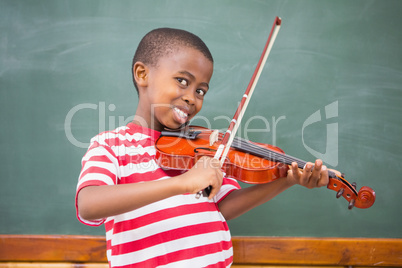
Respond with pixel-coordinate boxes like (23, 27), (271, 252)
(133, 62), (149, 87)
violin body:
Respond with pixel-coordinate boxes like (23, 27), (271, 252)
(155, 126), (288, 184)
(155, 126), (376, 209)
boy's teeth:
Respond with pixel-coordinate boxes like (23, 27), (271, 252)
(174, 107), (188, 118)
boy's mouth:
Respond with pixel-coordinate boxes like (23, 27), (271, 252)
(173, 107), (189, 123)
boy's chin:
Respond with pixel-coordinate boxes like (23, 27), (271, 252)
(164, 121), (189, 131)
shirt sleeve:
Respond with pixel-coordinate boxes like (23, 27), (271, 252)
(215, 176), (241, 203)
(75, 142), (119, 226)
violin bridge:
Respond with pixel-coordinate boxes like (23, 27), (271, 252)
(209, 129), (219, 146)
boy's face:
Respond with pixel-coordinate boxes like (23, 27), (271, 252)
(137, 47), (213, 131)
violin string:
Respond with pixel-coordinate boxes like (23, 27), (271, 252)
(231, 138), (304, 166)
(231, 137), (336, 178)
(225, 136), (358, 195)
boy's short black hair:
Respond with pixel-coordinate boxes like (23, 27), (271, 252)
(132, 28), (213, 93)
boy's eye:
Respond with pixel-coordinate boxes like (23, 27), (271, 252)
(177, 78), (188, 86)
(196, 89), (206, 96)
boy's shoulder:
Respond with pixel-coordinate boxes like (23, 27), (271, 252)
(89, 123), (160, 148)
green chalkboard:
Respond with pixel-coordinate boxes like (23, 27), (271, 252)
(1, 0), (401, 238)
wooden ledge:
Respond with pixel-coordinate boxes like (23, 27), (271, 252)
(0, 235), (401, 267)
(231, 236), (402, 266)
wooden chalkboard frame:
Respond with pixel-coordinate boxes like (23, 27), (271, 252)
(0, 235), (401, 267)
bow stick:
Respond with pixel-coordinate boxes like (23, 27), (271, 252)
(196, 16), (282, 198)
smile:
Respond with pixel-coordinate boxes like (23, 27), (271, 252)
(173, 107), (189, 120)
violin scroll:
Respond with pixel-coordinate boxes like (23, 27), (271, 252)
(327, 176), (376, 209)
(355, 186), (376, 209)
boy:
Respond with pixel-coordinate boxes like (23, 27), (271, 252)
(76, 28), (329, 267)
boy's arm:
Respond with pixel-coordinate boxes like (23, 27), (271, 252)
(78, 176), (186, 221)
(218, 159), (329, 221)
(78, 156), (223, 221)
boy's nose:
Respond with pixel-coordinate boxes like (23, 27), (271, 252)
(182, 90), (196, 105)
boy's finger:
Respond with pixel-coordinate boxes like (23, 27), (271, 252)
(300, 162), (312, 185)
(208, 165), (223, 200)
(318, 165), (329, 187)
(210, 157), (221, 169)
(309, 159), (322, 186)
(207, 181), (220, 200)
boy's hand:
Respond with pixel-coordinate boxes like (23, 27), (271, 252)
(286, 159), (329, 189)
(181, 156), (223, 199)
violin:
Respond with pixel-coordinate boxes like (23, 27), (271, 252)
(155, 17), (375, 209)
(155, 125), (376, 209)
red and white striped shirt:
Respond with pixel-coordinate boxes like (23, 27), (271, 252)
(76, 123), (241, 267)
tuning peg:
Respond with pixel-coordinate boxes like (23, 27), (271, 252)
(348, 199), (355, 209)
(336, 188), (344, 199)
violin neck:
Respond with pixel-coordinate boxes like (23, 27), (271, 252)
(232, 137), (336, 178)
